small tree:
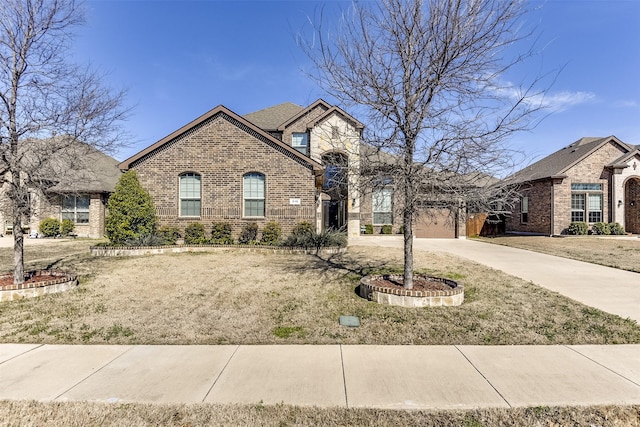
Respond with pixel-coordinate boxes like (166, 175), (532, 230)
(302, 0), (547, 288)
(105, 170), (157, 245)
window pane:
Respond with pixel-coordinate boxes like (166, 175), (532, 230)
(373, 212), (393, 225)
(180, 200), (201, 217)
(180, 174), (201, 199)
(373, 188), (392, 224)
(571, 211), (584, 222)
(76, 196), (90, 211)
(521, 197), (528, 213)
(571, 183), (602, 191)
(588, 194), (602, 211)
(243, 173), (265, 199)
(76, 212), (89, 224)
(62, 212), (75, 221)
(588, 211), (602, 223)
(292, 133), (308, 147)
(62, 196), (74, 211)
(571, 194), (585, 210)
(244, 200), (264, 217)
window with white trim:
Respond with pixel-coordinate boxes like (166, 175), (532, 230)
(292, 133), (308, 155)
(571, 183), (602, 223)
(521, 196), (529, 223)
(62, 195), (90, 224)
(373, 187), (393, 225)
(243, 173), (265, 217)
(180, 173), (201, 217)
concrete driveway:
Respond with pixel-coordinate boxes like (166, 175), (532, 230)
(349, 236), (640, 323)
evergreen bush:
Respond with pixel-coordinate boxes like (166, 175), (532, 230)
(238, 222), (258, 244)
(609, 222), (626, 235)
(364, 224), (373, 234)
(39, 218), (61, 237)
(211, 222), (234, 244)
(158, 226), (181, 245)
(260, 221), (282, 245)
(105, 170), (157, 245)
(591, 222), (610, 235)
(60, 219), (75, 236)
(184, 223), (207, 244)
(567, 222), (588, 235)
(380, 224), (393, 234)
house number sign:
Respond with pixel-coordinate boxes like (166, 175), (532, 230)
(289, 198), (301, 205)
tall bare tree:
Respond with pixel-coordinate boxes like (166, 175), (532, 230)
(0, 0), (128, 285)
(302, 0), (546, 289)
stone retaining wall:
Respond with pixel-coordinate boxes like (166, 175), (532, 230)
(90, 245), (346, 257)
(0, 271), (78, 302)
(359, 275), (464, 308)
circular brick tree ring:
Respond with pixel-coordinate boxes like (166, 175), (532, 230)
(359, 274), (464, 308)
(0, 270), (78, 302)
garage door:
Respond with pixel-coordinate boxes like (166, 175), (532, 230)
(414, 208), (456, 238)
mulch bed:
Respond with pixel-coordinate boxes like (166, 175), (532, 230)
(0, 271), (72, 290)
(369, 274), (456, 292)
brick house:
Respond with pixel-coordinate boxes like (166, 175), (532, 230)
(119, 101), (362, 237)
(119, 99), (470, 239)
(1, 142), (121, 238)
(505, 135), (640, 235)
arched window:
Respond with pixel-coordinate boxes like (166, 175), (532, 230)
(243, 173), (265, 217)
(180, 173), (201, 217)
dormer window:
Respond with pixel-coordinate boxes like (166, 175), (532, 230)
(292, 133), (308, 155)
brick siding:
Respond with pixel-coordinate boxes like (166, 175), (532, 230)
(130, 113), (318, 237)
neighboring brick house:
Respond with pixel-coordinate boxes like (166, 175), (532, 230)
(505, 135), (640, 235)
(120, 99), (471, 239)
(0, 142), (121, 238)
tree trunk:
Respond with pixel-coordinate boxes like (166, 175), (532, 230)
(403, 206), (414, 290)
(13, 211), (24, 285)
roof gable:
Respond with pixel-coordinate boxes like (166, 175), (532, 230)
(508, 135), (634, 183)
(119, 105), (322, 172)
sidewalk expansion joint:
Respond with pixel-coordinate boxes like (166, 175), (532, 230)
(0, 343), (44, 365)
(201, 344), (240, 403)
(454, 345), (512, 408)
(566, 345), (640, 388)
(339, 345), (349, 409)
(53, 345), (136, 401)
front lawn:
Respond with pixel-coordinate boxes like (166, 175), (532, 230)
(480, 235), (640, 273)
(1, 240), (638, 345)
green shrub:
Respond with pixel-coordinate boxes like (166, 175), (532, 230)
(364, 224), (373, 234)
(567, 222), (588, 235)
(211, 222), (234, 244)
(609, 222), (625, 235)
(60, 219), (75, 236)
(158, 226), (181, 245)
(380, 224), (393, 234)
(260, 221), (282, 245)
(283, 228), (346, 249)
(398, 225), (404, 234)
(591, 222), (610, 235)
(125, 233), (166, 247)
(105, 170), (157, 245)
(184, 223), (207, 244)
(39, 218), (61, 237)
(291, 221), (314, 237)
(238, 222), (258, 244)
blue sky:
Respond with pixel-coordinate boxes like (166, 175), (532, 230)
(71, 0), (640, 163)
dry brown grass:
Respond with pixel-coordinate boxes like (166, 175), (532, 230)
(0, 400), (639, 426)
(480, 235), (640, 272)
(1, 240), (639, 345)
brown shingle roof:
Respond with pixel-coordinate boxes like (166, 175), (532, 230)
(506, 136), (635, 184)
(242, 102), (304, 130)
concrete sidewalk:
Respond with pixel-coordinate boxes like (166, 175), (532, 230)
(349, 236), (640, 323)
(1, 343), (639, 408)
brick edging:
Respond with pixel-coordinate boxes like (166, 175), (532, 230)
(89, 244), (347, 257)
(360, 274), (463, 298)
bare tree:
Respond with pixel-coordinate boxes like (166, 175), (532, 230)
(302, 0), (546, 289)
(0, 0), (128, 285)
